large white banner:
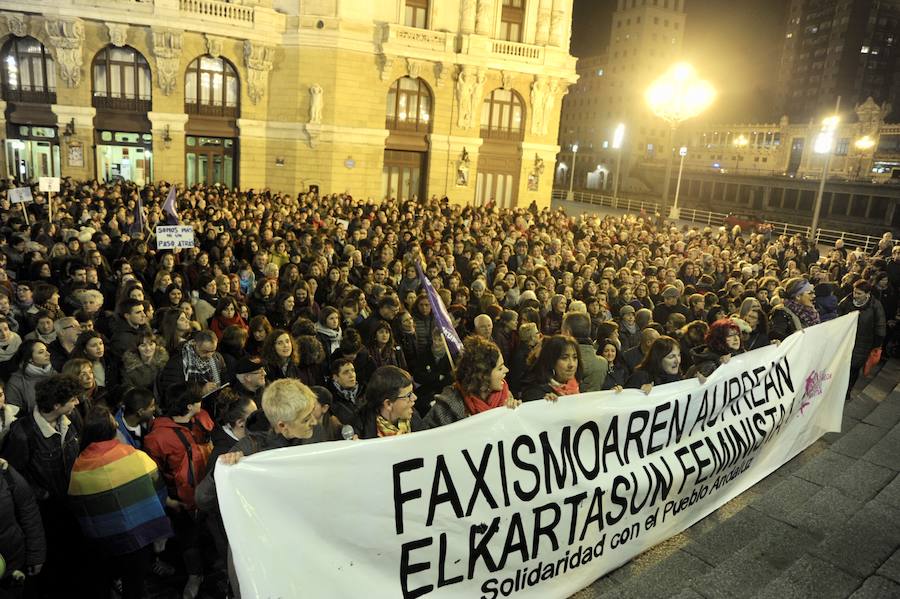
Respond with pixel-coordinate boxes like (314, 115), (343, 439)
(217, 313), (857, 599)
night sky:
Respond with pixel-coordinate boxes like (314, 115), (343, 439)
(570, 0), (788, 123)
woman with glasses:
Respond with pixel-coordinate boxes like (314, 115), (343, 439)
(687, 319), (746, 378)
(356, 365), (425, 439)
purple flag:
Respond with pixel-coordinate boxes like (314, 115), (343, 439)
(162, 186), (179, 225)
(415, 262), (463, 357)
(129, 195), (145, 234)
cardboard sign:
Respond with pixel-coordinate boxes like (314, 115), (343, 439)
(156, 225), (195, 249)
(8, 187), (33, 204)
(38, 177), (61, 192)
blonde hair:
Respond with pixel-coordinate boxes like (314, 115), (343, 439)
(262, 379), (315, 425)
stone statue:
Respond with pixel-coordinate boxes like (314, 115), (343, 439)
(457, 148), (471, 186)
(530, 76), (548, 135)
(309, 84), (324, 124)
(456, 67), (476, 128)
(476, 0), (493, 36)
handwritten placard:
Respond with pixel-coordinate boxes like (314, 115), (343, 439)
(8, 187), (33, 204)
(156, 225), (195, 249)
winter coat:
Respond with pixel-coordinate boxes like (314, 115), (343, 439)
(0, 460), (45, 574)
(838, 296), (887, 363)
(601, 362), (629, 390)
(423, 385), (468, 428)
(0, 403), (20, 446)
(769, 305), (803, 341)
(209, 314), (249, 341)
(358, 409), (427, 440)
(814, 295), (839, 322)
(1, 409), (80, 502)
(577, 341), (608, 392)
(122, 346), (170, 390)
(143, 415), (212, 509)
(626, 369), (683, 389)
(5, 366), (55, 413)
(107, 317), (143, 361)
(687, 345), (742, 378)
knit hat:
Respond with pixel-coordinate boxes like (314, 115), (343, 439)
(619, 305), (635, 317)
(661, 285), (680, 299)
(784, 278), (813, 299)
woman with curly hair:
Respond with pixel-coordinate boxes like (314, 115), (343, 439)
(688, 318), (745, 378)
(295, 334), (326, 387)
(122, 329), (170, 391)
(424, 335), (520, 428)
(260, 329), (302, 381)
(245, 315), (273, 358)
(72, 330), (119, 391)
(367, 321), (407, 370)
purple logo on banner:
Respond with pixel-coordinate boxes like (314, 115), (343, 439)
(415, 262), (463, 356)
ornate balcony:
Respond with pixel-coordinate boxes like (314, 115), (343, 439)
(93, 95), (152, 113)
(490, 39), (544, 63)
(380, 23), (455, 57)
(2, 86), (56, 105)
(180, 0), (254, 24)
(185, 102), (239, 119)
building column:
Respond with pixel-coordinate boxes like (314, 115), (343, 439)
(236, 118), (270, 192)
(0, 101), (7, 179)
(520, 141), (561, 209)
(51, 105), (96, 181)
(427, 134), (484, 205)
(147, 112), (188, 184)
(762, 186), (771, 210)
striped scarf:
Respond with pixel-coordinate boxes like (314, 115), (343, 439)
(68, 440), (173, 555)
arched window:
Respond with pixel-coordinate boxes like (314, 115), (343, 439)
(185, 56), (240, 117)
(480, 88), (525, 140)
(385, 77), (432, 132)
(92, 46), (151, 111)
(1, 36), (56, 103)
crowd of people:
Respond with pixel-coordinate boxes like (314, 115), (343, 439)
(0, 177), (896, 599)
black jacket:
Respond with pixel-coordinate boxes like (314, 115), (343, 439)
(0, 461), (45, 574)
(838, 296), (887, 363)
(626, 369), (683, 389)
(358, 410), (426, 440)
(1, 412), (80, 502)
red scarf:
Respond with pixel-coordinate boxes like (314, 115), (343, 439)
(551, 378), (580, 396)
(461, 380), (511, 416)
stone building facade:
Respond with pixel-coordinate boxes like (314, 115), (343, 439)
(0, 0), (577, 207)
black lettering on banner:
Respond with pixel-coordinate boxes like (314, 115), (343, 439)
(530, 502), (561, 558)
(539, 427), (576, 493)
(462, 445), (498, 516)
(497, 440), (511, 508)
(573, 422), (601, 480)
(512, 435), (540, 501)
(497, 512), (529, 569)
(580, 487), (606, 541)
(563, 491), (589, 545)
(774, 357), (794, 394)
(393, 458), (424, 534)
(602, 416), (623, 470)
(608, 475), (629, 525)
(426, 455), (463, 526)
(647, 402), (671, 454)
(468, 517), (501, 578)
(623, 411), (650, 460)
(437, 532), (463, 588)
(400, 537), (433, 599)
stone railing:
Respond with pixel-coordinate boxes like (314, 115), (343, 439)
(382, 23), (454, 54)
(490, 39), (544, 63)
(180, 0), (254, 24)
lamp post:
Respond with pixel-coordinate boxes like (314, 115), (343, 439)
(672, 146), (688, 217)
(733, 134), (748, 174)
(810, 97), (841, 240)
(854, 135), (875, 180)
(612, 123), (625, 201)
(567, 143), (579, 201)
(645, 63), (716, 220)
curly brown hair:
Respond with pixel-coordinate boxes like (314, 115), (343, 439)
(454, 335), (501, 399)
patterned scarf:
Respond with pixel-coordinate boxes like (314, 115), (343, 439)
(182, 340), (221, 385)
(461, 380), (511, 416)
(784, 298), (821, 329)
(375, 415), (411, 437)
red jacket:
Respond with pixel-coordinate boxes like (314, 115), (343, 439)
(144, 411), (213, 509)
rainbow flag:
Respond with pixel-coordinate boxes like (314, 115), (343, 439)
(68, 440), (173, 555)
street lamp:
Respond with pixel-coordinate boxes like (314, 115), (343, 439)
(645, 63), (716, 219)
(733, 134), (748, 174)
(810, 98), (841, 239)
(854, 135), (876, 180)
(672, 146), (688, 217)
(612, 123), (625, 201)
(567, 143), (579, 201)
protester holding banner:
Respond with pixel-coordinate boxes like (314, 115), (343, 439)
(687, 318), (746, 377)
(599, 338), (629, 390)
(520, 334), (581, 401)
(770, 277), (820, 340)
(626, 335), (687, 392)
(424, 336), (519, 428)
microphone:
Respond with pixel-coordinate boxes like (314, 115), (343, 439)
(341, 425), (355, 440)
